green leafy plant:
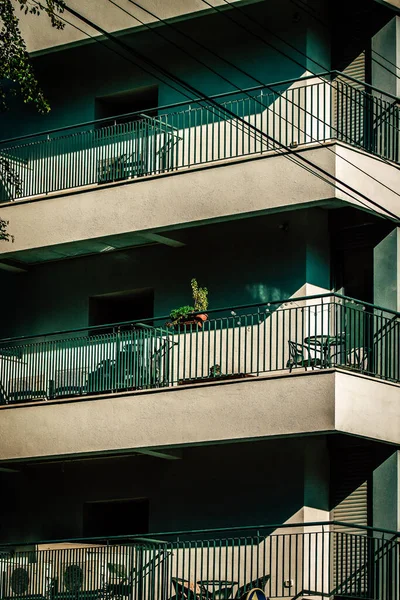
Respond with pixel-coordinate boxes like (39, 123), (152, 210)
(107, 563), (128, 580)
(0, 0), (65, 217)
(0, 216), (13, 242)
(170, 305), (194, 324)
(209, 364), (221, 377)
(168, 279), (209, 326)
(191, 278), (208, 313)
(0, 0), (65, 113)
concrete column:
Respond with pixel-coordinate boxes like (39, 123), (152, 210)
(373, 227), (400, 311)
(373, 450), (400, 532)
(304, 437), (330, 513)
(372, 17), (400, 98)
(372, 452), (400, 600)
(305, 210), (331, 290)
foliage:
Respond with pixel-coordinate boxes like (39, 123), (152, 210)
(0, 216), (13, 241)
(209, 364), (221, 377)
(191, 278), (208, 312)
(0, 0), (65, 240)
(169, 305), (194, 324)
(107, 563), (128, 580)
(169, 279), (209, 325)
(0, 0), (65, 113)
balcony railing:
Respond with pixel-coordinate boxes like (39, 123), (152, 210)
(0, 72), (399, 203)
(0, 522), (398, 600)
(0, 293), (398, 406)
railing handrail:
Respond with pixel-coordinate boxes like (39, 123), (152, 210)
(0, 292), (398, 346)
(0, 520), (398, 550)
(0, 70), (398, 148)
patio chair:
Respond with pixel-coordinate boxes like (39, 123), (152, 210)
(238, 589), (266, 600)
(330, 346), (369, 372)
(286, 341), (321, 372)
(346, 347), (369, 371)
(234, 575), (270, 599)
(171, 577), (208, 600)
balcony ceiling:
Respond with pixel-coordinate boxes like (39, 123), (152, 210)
(21, 0), (265, 55)
(0, 230), (185, 271)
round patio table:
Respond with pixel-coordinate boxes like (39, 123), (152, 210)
(303, 333), (347, 367)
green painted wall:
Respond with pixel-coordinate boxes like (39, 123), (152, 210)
(0, 208), (330, 339)
(0, 0), (330, 141)
(0, 436), (330, 543)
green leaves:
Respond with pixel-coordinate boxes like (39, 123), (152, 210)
(0, 0), (65, 112)
(0, 216), (13, 242)
(191, 278), (208, 312)
(170, 305), (194, 323)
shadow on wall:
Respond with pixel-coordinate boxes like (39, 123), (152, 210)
(0, 209), (331, 339)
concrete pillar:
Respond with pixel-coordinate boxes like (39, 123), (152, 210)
(373, 227), (400, 311)
(305, 210), (331, 290)
(372, 452), (400, 600)
(304, 437), (330, 512)
(373, 451), (400, 532)
(372, 17), (400, 98)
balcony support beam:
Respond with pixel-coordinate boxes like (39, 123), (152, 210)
(135, 448), (182, 460)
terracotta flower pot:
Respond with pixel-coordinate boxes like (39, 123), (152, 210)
(195, 313), (208, 323)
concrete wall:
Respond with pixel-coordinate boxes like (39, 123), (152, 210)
(0, 370), (398, 463)
(0, 436), (330, 543)
(373, 227), (400, 311)
(0, 147), (337, 258)
(0, 141), (398, 261)
(0, 209), (330, 339)
(372, 16), (400, 97)
(19, 0), (265, 54)
(373, 450), (400, 531)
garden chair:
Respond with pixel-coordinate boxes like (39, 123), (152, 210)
(287, 340), (321, 372)
(330, 346), (369, 372)
(238, 589), (267, 600)
(234, 575), (270, 599)
(171, 577), (208, 600)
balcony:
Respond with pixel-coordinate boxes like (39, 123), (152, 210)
(0, 72), (399, 204)
(0, 522), (398, 600)
(0, 293), (398, 406)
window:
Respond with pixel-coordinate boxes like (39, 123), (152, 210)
(95, 85), (158, 124)
(88, 288), (154, 329)
(83, 498), (149, 538)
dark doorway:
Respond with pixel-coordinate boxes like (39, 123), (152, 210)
(89, 288), (154, 328)
(330, 209), (392, 303)
(95, 86), (159, 123)
(83, 498), (149, 537)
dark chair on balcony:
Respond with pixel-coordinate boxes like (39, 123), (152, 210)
(287, 340), (321, 372)
(346, 347), (369, 371)
(328, 346), (369, 373)
(234, 575), (270, 599)
(171, 577), (209, 600)
(238, 589), (266, 600)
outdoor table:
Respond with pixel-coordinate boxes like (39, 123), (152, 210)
(303, 333), (347, 367)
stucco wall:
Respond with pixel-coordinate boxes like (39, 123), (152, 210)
(0, 141), (397, 262)
(0, 370), (398, 464)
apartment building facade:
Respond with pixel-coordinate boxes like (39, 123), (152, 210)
(0, 1), (399, 600)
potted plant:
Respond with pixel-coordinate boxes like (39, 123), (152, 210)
(191, 278), (208, 324)
(168, 278), (209, 329)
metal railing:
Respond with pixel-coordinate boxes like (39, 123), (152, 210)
(0, 522), (398, 600)
(0, 72), (399, 203)
(0, 293), (398, 406)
